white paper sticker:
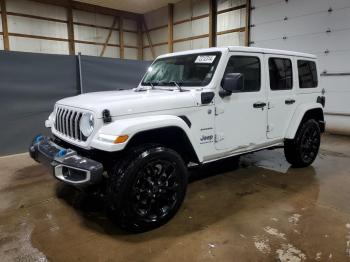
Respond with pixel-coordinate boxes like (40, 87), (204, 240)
(195, 55), (216, 64)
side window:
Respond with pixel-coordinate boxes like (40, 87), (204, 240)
(269, 58), (293, 90)
(224, 56), (261, 92)
(297, 60), (318, 88)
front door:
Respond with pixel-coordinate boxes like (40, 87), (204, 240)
(266, 56), (297, 139)
(215, 53), (268, 152)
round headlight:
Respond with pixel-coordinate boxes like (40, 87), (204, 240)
(80, 113), (94, 137)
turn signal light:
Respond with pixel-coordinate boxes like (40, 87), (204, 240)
(114, 135), (129, 144)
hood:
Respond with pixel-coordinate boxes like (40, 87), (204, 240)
(56, 89), (198, 118)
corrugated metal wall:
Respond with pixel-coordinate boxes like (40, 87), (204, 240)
(250, 0), (350, 135)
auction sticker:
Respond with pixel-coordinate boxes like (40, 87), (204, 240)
(195, 55), (216, 64)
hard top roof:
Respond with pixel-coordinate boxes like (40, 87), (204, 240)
(157, 46), (316, 59)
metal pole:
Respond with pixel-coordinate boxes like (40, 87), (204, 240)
(77, 52), (84, 94)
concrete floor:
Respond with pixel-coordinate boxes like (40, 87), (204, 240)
(1, 135), (350, 261)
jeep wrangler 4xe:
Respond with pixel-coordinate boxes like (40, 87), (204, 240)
(30, 46), (325, 232)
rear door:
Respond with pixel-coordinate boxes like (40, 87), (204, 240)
(266, 56), (297, 139)
(214, 53), (268, 151)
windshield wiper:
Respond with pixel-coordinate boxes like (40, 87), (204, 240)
(138, 81), (185, 92)
(136, 81), (156, 92)
(157, 81), (184, 92)
(170, 81), (183, 92)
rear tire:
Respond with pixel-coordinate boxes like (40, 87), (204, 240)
(107, 144), (188, 232)
(284, 119), (321, 167)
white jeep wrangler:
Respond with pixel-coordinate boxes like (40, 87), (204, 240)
(30, 46), (325, 232)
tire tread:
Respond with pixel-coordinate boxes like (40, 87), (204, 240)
(284, 119), (320, 167)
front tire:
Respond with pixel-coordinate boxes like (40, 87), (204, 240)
(284, 119), (321, 167)
(107, 145), (188, 232)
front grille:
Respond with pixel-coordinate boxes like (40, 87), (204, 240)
(54, 107), (87, 141)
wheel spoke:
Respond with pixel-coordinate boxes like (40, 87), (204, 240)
(299, 123), (321, 163)
(130, 158), (180, 222)
(160, 182), (179, 192)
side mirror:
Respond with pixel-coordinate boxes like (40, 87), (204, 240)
(219, 73), (244, 97)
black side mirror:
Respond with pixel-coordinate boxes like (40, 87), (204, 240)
(219, 73), (244, 97)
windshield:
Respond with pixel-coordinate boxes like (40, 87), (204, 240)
(141, 52), (221, 87)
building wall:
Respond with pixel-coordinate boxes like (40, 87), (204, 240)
(173, 0), (209, 52)
(7, 0), (69, 55)
(0, 0), (139, 59)
(1, 0), (248, 61)
(217, 0), (246, 47)
(250, 0), (350, 134)
(0, 2), (4, 50)
(143, 0), (248, 60)
(143, 5), (168, 60)
(73, 9), (119, 57)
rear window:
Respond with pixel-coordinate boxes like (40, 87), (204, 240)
(269, 58), (293, 90)
(297, 60), (318, 88)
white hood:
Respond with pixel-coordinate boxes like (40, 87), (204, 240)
(56, 89), (198, 118)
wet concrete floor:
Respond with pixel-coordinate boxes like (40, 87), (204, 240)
(1, 134), (350, 261)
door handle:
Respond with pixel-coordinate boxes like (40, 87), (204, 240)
(253, 102), (267, 108)
(285, 99), (296, 105)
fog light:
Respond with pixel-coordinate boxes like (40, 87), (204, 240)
(61, 167), (87, 182)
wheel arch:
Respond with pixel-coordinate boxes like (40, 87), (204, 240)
(285, 104), (325, 139)
(125, 126), (200, 164)
(91, 115), (202, 164)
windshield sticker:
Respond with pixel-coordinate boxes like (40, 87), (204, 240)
(195, 55), (216, 64)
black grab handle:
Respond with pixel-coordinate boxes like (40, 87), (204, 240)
(253, 102), (267, 108)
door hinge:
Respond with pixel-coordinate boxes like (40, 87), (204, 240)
(267, 125), (273, 132)
(267, 102), (272, 110)
(215, 106), (224, 115)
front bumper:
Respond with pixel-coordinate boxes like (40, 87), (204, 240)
(29, 135), (103, 187)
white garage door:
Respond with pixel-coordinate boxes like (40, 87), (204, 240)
(250, 0), (350, 135)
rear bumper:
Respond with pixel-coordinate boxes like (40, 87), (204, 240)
(29, 135), (103, 187)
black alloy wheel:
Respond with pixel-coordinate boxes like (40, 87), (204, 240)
(131, 159), (180, 222)
(107, 145), (188, 232)
(284, 119), (321, 167)
(299, 125), (320, 163)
